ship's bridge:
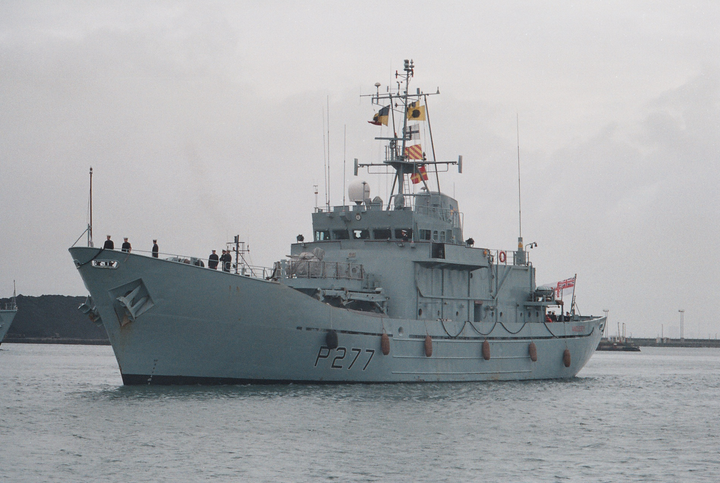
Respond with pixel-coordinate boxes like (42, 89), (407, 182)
(311, 190), (463, 245)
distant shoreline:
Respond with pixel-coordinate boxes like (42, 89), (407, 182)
(604, 337), (720, 348)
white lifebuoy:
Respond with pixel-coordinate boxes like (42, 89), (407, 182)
(499, 251), (506, 263)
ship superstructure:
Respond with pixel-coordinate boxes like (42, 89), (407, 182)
(70, 61), (604, 384)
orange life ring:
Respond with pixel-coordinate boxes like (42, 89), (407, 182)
(499, 251), (506, 263)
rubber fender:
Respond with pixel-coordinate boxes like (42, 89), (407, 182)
(381, 332), (390, 356)
(482, 340), (491, 360)
(563, 348), (571, 367)
(424, 335), (433, 357)
(326, 330), (338, 350)
(529, 342), (537, 362)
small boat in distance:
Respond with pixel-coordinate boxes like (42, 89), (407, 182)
(69, 60), (605, 384)
(596, 338), (641, 352)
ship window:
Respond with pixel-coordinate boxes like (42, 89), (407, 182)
(314, 230), (330, 241)
(419, 229), (431, 240)
(332, 229), (350, 240)
(431, 242), (445, 259)
(373, 228), (392, 240)
(395, 228), (412, 241)
(440, 231), (446, 242)
(433, 230), (438, 241)
(352, 229), (370, 240)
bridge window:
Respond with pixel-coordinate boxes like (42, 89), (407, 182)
(314, 230), (330, 241)
(419, 229), (431, 240)
(395, 228), (412, 241)
(373, 228), (392, 240)
(332, 229), (350, 240)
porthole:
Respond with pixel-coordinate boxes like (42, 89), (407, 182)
(419, 308), (423, 316)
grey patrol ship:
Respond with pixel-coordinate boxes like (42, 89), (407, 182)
(70, 60), (605, 384)
(0, 286), (18, 346)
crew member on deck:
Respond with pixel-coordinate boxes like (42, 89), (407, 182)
(122, 237), (131, 253)
(221, 250), (232, 272)
(152, 240), (159, 258)
(103, 235), (114, 250)
(208, 250), (219, 269)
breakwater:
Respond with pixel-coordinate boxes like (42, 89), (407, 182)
(630, 338), (720, 348)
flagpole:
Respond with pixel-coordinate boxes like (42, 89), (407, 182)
(342, 125), (346, 207)
(326, 96), (331, 211)
(424, 94), (440, 190)
(322, 105), (328, 211)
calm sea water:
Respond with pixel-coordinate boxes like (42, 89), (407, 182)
(1, 344), (719, 482)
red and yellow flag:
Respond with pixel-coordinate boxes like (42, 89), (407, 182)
(404, 144), (423, 160)
(418, 165), (428, 180)
(411, 165), (428, 184)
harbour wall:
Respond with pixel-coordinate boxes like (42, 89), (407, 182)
(630, 338), (720, 348)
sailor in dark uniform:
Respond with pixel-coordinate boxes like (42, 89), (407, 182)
(221, 250), (232, 272)
(152, 240), (159, 258)
(103, 235), (114, 249)
(208, 250), (219, 269)
(121, 237), (131, 253)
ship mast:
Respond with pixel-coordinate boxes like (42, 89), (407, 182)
(358, 60), (460, 209)
(516, 115), (525, 264)
(88, 166), (93, 247)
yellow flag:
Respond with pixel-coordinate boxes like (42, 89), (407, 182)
(407, 101), (426, 121)
(370, 105), (390, 126)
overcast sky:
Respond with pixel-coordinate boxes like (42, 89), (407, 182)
(2, 1), (718, 338)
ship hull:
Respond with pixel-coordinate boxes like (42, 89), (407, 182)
(0, 308), (17, 345)
(71, 247), (604, 385)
